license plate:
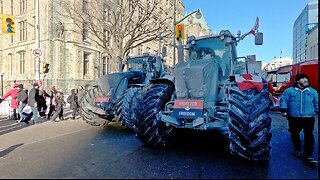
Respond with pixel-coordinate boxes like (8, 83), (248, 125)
(172, 99), (203, 119)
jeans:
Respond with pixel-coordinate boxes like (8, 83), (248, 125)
(31, 107), (40, 124)
(18, 103), (26, 121)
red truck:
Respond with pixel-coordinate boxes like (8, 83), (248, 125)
(266, 59), (318, 110)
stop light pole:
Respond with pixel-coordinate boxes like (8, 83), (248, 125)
(173, 8), (202, 65)
(35, 0), (40, 81)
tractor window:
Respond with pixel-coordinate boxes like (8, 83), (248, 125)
(188, 38), (227, 61)
(276, 73), (291, 82)
(127, 59), (147, 73)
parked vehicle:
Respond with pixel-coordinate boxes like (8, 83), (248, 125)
(133, 25), (272, 161)
(267, 59), (318, 109)
(80, 53), (166, 129)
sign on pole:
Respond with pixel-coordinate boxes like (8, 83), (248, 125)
(32, 48), (43, 58)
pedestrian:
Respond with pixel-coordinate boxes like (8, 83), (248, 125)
(50, 91), (65, 122)
(67, 89), (79, 120)
(37, 80), (50, 118)
(280, 73), (318, 166)
(0, 83), (20, 120)
(16, 84), (28, 123)
(28, 82), (41, 125)
(77, 85), (86, 103)
(46, 86), (58, 120)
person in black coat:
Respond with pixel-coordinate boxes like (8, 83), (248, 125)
(28, 83), (40, 125)
(67, 89), (79, 119)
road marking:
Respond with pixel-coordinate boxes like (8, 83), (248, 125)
(22, 125), (96, 146)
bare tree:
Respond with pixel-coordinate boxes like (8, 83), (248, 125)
(55, 0), (172, 71)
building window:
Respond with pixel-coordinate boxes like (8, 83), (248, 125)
(19, 20), (27, 41)
(102, 56), (111, 75)
(9, 54), (13, 75)
(20, 0), (27, 14)
(83, 52), (90, 75)
(83, 22), (89, 41)
(83, 0), (88, 13)
(104, 29), (111, 47)
(19, 52), (25, 74)
(104, 5), (112, 22)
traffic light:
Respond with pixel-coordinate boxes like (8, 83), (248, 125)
(43, 63), (50, 73)
(175, 23), (185, 41)
(1, 15), (15, 34)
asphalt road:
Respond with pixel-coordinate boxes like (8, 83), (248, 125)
(0, 111), (318, 179)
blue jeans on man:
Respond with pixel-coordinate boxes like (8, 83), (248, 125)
(31, 106), (39, 124)
(18, 103), (26, 121)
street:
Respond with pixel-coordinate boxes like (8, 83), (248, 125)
(0, 111), (318, 179)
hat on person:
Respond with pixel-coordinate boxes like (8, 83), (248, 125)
(295, 73), (309, 81)
(18, 84), (23, 89)
(13, 83), (19, 88)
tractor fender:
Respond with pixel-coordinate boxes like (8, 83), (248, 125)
(149, 77), (175, 88)
(97, 72), (136, 102)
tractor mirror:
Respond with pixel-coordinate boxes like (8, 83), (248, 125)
(255, 32), (263, 45)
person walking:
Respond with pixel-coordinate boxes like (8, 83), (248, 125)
(280, 73), (318, 166)
(50, 91), (65, 122)
(16, 84), (28, 123)
(0, 83), (20, 120)
(46, 86), (58, 120)
(37, 80), (50, 118)
(67, 89), (79, 120)
(77, 85), (86, 103)
(28, 82), (41, 125)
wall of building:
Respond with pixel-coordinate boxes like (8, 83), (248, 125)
(306, 26), (318, 60)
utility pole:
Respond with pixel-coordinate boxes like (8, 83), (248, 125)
(172, 0), (176, 66)
(35, 0), (40, 80)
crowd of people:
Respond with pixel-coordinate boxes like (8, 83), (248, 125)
(0, 80), (86, 125)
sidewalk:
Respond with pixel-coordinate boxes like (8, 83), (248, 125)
(0, 117), (93, 151)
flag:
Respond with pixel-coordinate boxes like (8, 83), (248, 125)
(235, 74), (263, 92)
(249, 17), (259, 35)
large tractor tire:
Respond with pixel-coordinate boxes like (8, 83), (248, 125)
(115, 87), (141, 130)
(133, 84), (175, 146)
(228, 84), (272, 161)
(80, 85), (110, 126)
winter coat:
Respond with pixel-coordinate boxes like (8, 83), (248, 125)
(28, 88), (40, 107)
(280, 83), (318, 117)
(1, 88), (19, 109)
(17, 89), (28, 104)
(67, 89), (79, 109)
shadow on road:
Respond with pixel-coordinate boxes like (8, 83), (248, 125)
(0, 143), (24, 158)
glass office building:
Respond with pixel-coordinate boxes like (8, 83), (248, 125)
(293, 1), (318, 63)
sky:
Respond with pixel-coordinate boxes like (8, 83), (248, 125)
(183, 0), (317, 64)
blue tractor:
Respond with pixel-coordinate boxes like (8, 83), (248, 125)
(80, 54), (166, 129)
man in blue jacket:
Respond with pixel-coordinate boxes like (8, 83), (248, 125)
(280, 73), (318, 166)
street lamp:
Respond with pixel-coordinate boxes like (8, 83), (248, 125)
(0, 72), (4, 97)
(172, 7), (202, 65)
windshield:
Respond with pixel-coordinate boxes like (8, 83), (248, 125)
(188, 38), (229, 61)
(275, 73), (291, 82)
(127, 58), (147, 72)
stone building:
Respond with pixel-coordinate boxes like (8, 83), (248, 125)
(0, 0), (186, 93)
